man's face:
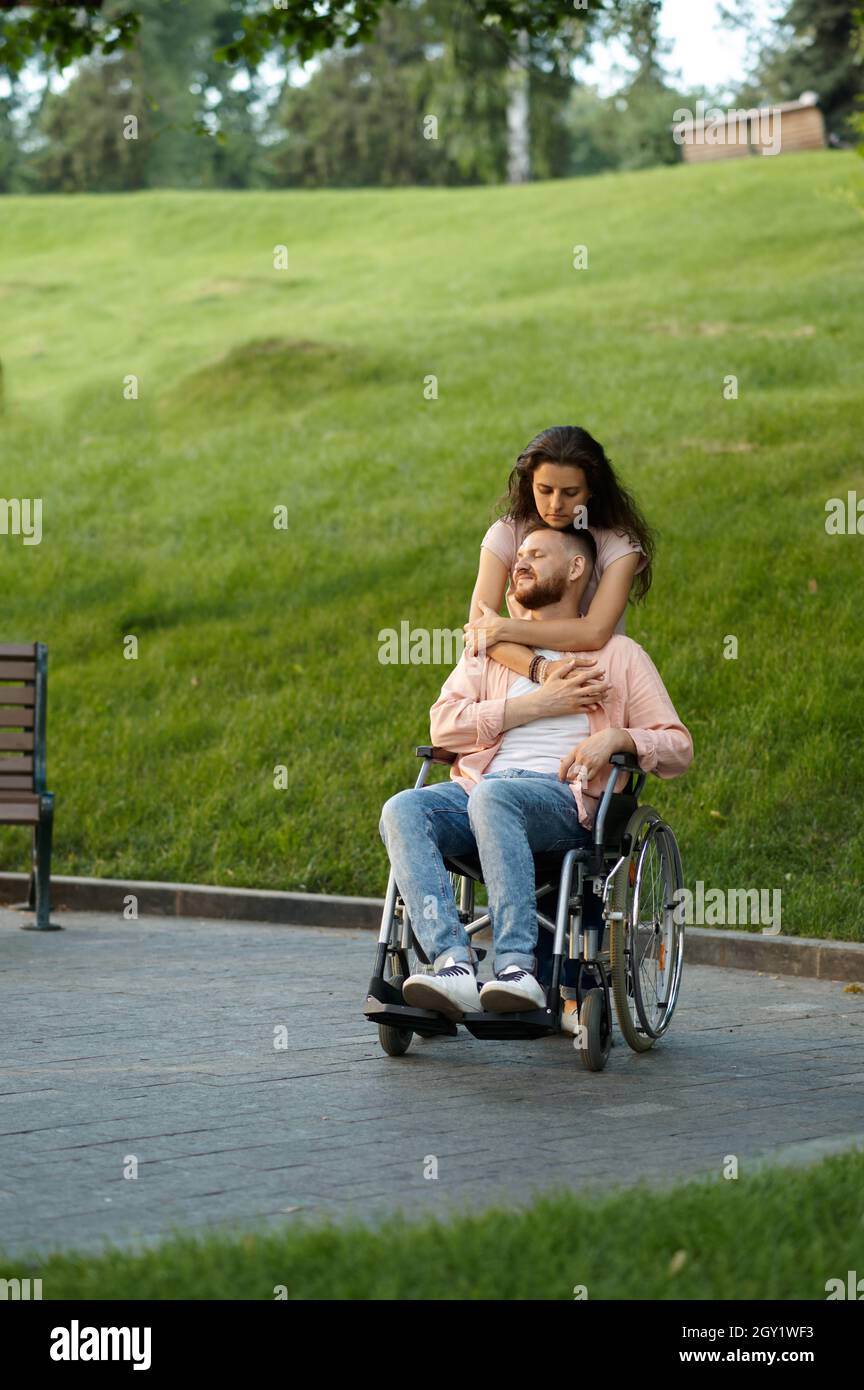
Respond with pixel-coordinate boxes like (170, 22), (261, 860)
(512, 530), (576, 609)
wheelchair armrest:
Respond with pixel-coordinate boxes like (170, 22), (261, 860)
(609, 751), (642, 773)
(415, 745), (457, 765)
(594, 750), (646, 850)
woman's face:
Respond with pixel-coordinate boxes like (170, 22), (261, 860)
(531, 463), (591, 528)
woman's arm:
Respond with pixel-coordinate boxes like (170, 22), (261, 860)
(471, 552), (642, 655)
(485, 640), (535, 678)
(468, 548), (508, 623)
(467, 549), (539, 678)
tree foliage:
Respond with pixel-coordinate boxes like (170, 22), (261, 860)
(0, 0), (608, 77)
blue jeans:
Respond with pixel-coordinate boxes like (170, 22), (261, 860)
(378, 770), (593, 974)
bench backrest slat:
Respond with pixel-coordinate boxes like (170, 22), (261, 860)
(0, 642), (47, 799)
(0, 689), (36, 709)
(0, 705), (35, 727)
(0, 733), (34, 751)
(0, 644), (37, 659)
(0, 756), (34, 773)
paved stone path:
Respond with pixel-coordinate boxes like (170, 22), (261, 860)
(1, 908), (863, 1258)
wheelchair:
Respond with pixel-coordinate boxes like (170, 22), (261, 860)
(364, 747), (685, 1072)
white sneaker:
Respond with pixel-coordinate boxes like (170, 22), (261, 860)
(479, 966), (546, 1013)
(402, 956), (481, 1019)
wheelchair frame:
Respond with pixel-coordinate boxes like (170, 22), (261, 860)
(364, 746), (685, 1071)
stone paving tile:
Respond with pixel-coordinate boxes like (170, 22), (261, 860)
(1, 907), (863, 1257)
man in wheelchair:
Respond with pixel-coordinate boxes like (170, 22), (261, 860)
(378, 523), (693, 1024)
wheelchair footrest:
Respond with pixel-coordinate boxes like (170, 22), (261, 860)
(461, 1008), (559, 1040)
(364, 994), (458, 1037)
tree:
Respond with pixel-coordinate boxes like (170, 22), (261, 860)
(506, 28), (530, 182)
(270, 0), (581, 188)
(30, 50), (147, 192)
(270, 4), (443, 187)
(0, 87), (24, 192)
(22, 0), (270, 191)
(599, 0), (669, 89)
(853, 4), (864, 153)
(425, 0), (514, 185)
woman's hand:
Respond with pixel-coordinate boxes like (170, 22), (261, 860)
(463, 599), (511, 656)
(559, 730), (633, 785)
(537, 660), (612, 716)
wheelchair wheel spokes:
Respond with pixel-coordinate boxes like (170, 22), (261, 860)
(632, 826), (670, 1035)
(663, 830), (685, 1029)
(610, 806), (684, 1050)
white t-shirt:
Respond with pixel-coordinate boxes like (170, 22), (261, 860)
(485, 649), (590, 776)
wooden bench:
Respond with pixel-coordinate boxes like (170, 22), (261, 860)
(0, 643), (57, 930)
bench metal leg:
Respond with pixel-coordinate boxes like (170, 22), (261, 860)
(23, 794), (61, 932)
(28, 828), (38, 909)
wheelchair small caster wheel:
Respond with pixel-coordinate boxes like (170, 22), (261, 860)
(378, 975), (414, 1057)
(575, 989), (612, 1072)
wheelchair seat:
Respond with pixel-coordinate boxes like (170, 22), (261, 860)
(443, 846), (593, 885)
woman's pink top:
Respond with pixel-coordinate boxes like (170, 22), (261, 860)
(480, 516), (646, 634)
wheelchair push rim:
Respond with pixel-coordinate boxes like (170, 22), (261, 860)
(609, 806), (684, 1047)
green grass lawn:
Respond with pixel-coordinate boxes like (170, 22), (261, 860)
(5, 1145), (864, 1299)
(1, 153), (862, 935)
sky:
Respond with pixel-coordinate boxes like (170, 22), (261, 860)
(581, 0), (785, 98)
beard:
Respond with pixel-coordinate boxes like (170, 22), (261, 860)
(513, 572), (567, 609)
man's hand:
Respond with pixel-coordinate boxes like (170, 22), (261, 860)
(537, 660), (611, 716)
(559, 729), (636, 784)
(463, 600), (510, 656)
(541, 655), (597, 684)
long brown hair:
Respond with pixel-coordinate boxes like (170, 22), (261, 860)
(497, 425), (655, 601)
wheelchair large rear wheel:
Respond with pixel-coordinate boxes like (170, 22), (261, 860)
(609, 806), (684, 1051)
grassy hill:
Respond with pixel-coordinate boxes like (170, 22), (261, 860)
(1, 152), (862, 936)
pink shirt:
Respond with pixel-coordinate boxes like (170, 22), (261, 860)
(429, 634), (693, 830)
(481, 517), (646, 634)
